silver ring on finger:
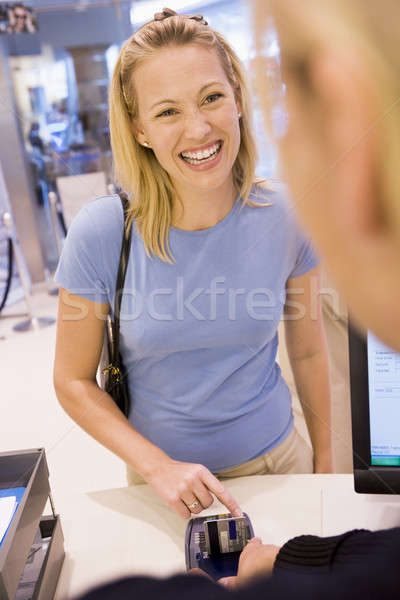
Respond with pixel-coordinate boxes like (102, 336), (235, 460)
(187, 499), (200, 510)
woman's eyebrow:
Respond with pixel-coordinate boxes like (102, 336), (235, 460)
(150, 98), (177, 111)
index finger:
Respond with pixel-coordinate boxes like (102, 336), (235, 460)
(202, 471), (243, 517)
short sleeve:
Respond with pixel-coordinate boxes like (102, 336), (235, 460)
(265, 181), (320, 280)
(54, 196), (123, 303)
(289, 232), (320, 279)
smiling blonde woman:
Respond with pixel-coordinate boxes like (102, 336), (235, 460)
(53, 7), (332, 521)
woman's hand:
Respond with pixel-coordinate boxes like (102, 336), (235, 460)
(145, 458), (243, 519)
(219, 537), (280, 589)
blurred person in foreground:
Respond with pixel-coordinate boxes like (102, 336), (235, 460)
(77, 1), (400, 598)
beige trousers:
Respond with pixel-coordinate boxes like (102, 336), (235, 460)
(126, 427), (313, 486)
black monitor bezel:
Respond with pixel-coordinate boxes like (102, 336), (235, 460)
(349, 322), (400, 494)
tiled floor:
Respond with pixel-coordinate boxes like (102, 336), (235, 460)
(0, 285), (126, 504)
(0, 285), (310, 506)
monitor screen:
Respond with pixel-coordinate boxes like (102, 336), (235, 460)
(349, 323), (400, 493)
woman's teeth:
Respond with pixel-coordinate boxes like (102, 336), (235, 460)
(181, 141), (222, 165)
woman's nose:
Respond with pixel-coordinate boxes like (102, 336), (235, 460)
(184, 109), (212, 140)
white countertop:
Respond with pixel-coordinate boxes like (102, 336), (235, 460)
(55, 474), (360, 599)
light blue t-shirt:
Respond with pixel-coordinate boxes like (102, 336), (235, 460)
(55, 183), (319, 471)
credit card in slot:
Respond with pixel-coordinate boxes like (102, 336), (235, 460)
(203, 515), (248, 555)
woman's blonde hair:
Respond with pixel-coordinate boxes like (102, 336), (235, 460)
(253, 0), (400, 234)
(109, 9), (260, 262)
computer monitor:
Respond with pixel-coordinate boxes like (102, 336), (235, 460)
(349, 322), (400, 494)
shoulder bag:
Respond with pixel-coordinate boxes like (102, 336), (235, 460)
(99, 192), (132, 417)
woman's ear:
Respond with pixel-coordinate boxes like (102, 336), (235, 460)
(236, 100), (243, 120)
(307, 48), (381, 237)
(131, 118), (147, 147)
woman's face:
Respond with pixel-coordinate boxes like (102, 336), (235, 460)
(131, 43), (242, 201)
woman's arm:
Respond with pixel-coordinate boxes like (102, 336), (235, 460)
(283, 266), (333, 473)
(53, 288), (242, 518)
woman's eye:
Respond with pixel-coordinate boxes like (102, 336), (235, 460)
(205, 93), (223, 104)
(157, 108), (175, 117)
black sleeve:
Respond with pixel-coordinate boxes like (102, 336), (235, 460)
(274, 526), (400, 575)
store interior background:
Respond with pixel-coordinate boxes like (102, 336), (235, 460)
(0, 0), (297, 500)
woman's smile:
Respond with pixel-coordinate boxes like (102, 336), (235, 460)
(180, 140), (223, 167)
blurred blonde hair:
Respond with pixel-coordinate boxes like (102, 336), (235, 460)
(109, 12), (261, 262)
(253, 0), (400, 233)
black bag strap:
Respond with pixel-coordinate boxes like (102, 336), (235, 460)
(111, 191), (132, 366)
